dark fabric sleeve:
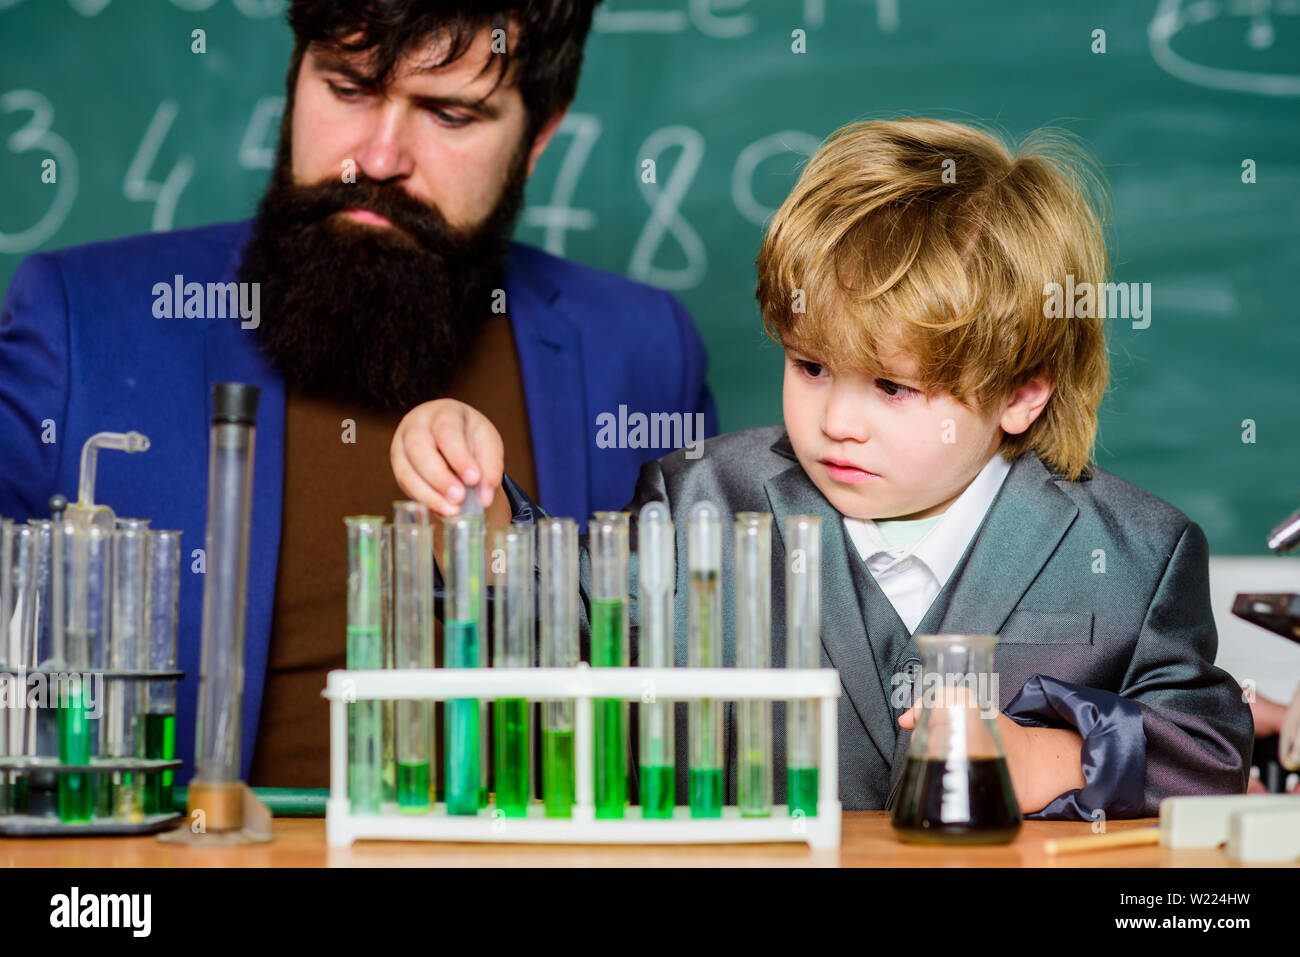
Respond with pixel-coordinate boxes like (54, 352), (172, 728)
(1004, 674), (1146, 821)
(0, 253), (69, 522)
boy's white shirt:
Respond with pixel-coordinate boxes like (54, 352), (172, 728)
(842, 452), (1013, 634)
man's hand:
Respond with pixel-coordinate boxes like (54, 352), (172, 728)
(390, 399), (504, 516)
(898, 688), (1085, 814)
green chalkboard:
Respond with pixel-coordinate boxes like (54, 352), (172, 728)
(1, 0), (1297, 553)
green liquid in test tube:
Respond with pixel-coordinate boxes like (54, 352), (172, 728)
(143, 529), (182, 815)
(538, 519), (577, 817)
(492, 524), (534, 817)
(55, 521), (110, 823)
(637, 502), (675, 819)
(393, 502), (433, 814)
(735, 513), (773, 818)
(443, 494), (485, 816)
(590, 512), (630, 819)
(785, 515), (821, 817)
(345, 516), (385, 814)
(688, 503), (723, 818)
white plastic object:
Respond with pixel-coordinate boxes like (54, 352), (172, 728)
(322, 665), (842, 848)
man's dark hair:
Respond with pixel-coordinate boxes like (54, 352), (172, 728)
(286, 1), (601, 144)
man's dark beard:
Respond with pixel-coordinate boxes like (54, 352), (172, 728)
(237, 148), (527, 411)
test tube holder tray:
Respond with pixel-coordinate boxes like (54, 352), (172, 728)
(323, 665), (842, 848)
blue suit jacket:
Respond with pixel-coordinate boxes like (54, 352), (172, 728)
(0, 220), (718, 782)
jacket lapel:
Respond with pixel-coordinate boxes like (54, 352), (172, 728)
(504, 244), (590, 528)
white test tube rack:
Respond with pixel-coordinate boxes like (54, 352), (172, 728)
(323, 663), (842, 848)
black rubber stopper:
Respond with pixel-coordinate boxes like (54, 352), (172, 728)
(211, 382), (260, 426)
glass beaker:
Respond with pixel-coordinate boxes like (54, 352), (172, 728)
(891, 633), (1022, 844)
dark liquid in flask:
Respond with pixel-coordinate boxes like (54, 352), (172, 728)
(891, 756), (1022, 845)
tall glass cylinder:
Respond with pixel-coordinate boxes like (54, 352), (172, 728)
(192, 383), (259, 834)
(442, 510), (484, 816)
(736, 512), (773, 817)
(492, 524), (533, 817)
(345, 516), (385, 814)
(589, 511), (629, 819)
(144, 529), (181, 815)
(784, 515), (821, 817)
(392, 501), (432, 813)
(687, 502), (723, 818)
(538, 518), (577, 818)
(637, 502), (675, 819)
(105, 523), (148, 820)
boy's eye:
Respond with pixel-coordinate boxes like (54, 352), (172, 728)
(877, 379), (916, 399)
(795, 359), (826, 378)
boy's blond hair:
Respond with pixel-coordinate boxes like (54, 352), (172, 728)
(756, 117), (1110, 481)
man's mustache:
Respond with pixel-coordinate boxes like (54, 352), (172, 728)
(276, 176), (473, 255)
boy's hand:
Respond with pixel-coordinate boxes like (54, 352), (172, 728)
(391, 399), (504, 516)
(898, 689), (1085, 814)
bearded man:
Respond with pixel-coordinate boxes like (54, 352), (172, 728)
(0, 1), (717, 785)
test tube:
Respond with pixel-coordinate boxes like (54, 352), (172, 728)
(590, 511), (630, 818)
(492, 524), (534, 817)
(687, 502), (723, 818)
(736, 512), (773, 817)
(190, 383), (259, 830)
(637, 502), (675, 818)
(538, 518), (577, 817)
(460, 487), (489, 809)
(105, 522), (149, 820)
(785, 514), (821, 817)
(379, 523), (396, 804)
(443, 504), (485, 815)
(0, 518), (11, 815)
(55, 520), (110, 822)
(144, 529), (180, 815)
(346, 516), (386, 814)
(8, 522), (42, 816)
(392, 501), (432, 813)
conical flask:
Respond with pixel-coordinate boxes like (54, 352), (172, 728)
(891, 634), (1022, 844)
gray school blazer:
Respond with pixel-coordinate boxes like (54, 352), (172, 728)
(561, 424), (1252, 816)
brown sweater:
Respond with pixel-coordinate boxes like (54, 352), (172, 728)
(248, 314), (538, 787)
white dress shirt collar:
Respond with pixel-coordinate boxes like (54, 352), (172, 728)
(843, 452), (1013, 590)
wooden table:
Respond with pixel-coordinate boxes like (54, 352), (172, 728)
(0, 812), (1265, 866)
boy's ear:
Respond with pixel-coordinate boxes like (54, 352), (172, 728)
(1000, 375), (1055, 436)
